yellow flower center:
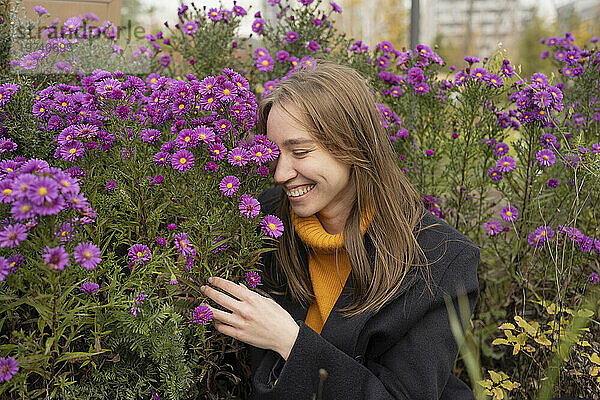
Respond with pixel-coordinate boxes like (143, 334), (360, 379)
(185, 136), (191, 142)
(214, 149), (220, 155)
(235, 155), (242, 161)
(21, 204), (32, 212)
(227, 183), (233, 188)
(180, 157), (187, 164)
(8, 232), (17, 240)
(69, 148), (77, 154)
(38, 187), (48, 195)
(40, 107), (45, 112)
(3, 188), (12, 196)
(503, 162), (509, 167)
(223, 89), (230, 95)
(543, 155), (549, 160)
(256, 152), (262, 158)
(208, 98), (214, 103)
(151, 78), (157, 83)
(83, 251), (92, 259)
(179, 104), (185, 110)
(268, 223), (277, 231)
(6, 168), (12, 172)
(199, 134), (206, 140)
(506, 211), (512, 216)
(137, 251), (143, 257)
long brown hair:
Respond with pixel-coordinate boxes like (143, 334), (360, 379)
(258, 62), (425, 318)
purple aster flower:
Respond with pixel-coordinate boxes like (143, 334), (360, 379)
(413, 82), (429, 94)
(80, 282), (100, 295)
(536, 149), (555, 167)
(11, 200), (36, 221)
(532, 91), (553, 108)
(500, 206), (518, 222)
(28, 177), (59, 206)
(330, 1), (342, 13)
(193, 304), (213, 324)
(500, 63), (514, 77)
(407, 67), (424, 84)
(494, 142), (509, 157)
(195, 126), (215, 143)
(228, 147), (249, 166)
(486, 74), (503, 88)
(252, 18), (264, 34)
(250, 144), (269, 164)
(487, 167), (503, 182)
(208, 142), (227, 161)
(60, 141), (85, 162)
(128, 244), (151, 265)
(0, 357), (18, 382)
(256, 55), (274, 72)
(156, 237), (166, 246)
(204, 162), (218, 172)
(207, 8), (222, 21)
(483, 221), (503, 235)
(0, 224), (28, 248)
(254, 47), (270, 58)
(239, 194), (261, 218)
(454, 70), (468, 85)
(74, 242), (101, 270)
(464, 56), (480, 64)
(172, 149), (194, 172)
(540, 133), (557, 148)
(183, 21), (198, 35)
(307, 41), (320, 53)
(261, 215), (284, 238)
(425, 149), (435, 157)
(219, 176), (240, 197)
(140, 129), (161, 144)
(286, 31), (298, 43)
(212, 237), (227, 252)
(277, 50), (290, 62)
(174, 232), (193, 256)
(105, 181), (116, 191)
(496, 156), (516, 172)
(34, 5), (48, 15)
(588, 272), (599, 285)
(246, 271), (261, 288)
(471, 67), (488, 81)
(176, 129), (198, 148)
(214, 119), (232, 134)
(153, 151), (171, 167)
(167, 223), (177, 231)
(546, 178), (559, 188)
(233, 5), (247, 15)
(43, 245), (69, 271)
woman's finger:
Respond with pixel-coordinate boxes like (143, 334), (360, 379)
(201, 284), (243, 312)
(210, 307), (239, 326)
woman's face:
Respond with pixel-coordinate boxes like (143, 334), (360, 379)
(266, 104), (355, 227)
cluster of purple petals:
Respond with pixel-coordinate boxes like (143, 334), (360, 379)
(10, 14), (123, 71)
(0, 254), (24, 282)
(526, 225), (600, 255)
(0, 158), (96, 250)
(0, 84), (20, 107)
(423, 195), (445, 219)
(193, 304), (213, 324)
(455, 59), (515, 88)
(130, 291), (148, 317)
(246, 271), (261, 288)
(0, 356), (18, 382)
(482, 139), (516, 183)
(373, 43), (448, 98)
(539, 33), (595, 78)
(509, 72), (563, 126)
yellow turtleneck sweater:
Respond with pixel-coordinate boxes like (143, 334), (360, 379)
(291, 210), (371, 335)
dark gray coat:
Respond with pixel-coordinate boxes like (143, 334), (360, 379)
(249, 187), (479, 399)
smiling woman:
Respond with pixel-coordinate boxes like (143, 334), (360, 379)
(200, 62), (480, 399)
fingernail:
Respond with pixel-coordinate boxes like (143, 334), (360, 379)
(200, 285), (206, 292)
(208, 277), (214, 284)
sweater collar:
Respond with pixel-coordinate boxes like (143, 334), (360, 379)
(291, 207), (373, 253)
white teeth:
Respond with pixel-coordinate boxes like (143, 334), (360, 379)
(285, 185), (314, 197)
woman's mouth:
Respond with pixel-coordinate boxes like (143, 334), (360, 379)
(285, 184), (315, 198)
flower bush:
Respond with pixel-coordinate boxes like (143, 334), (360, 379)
(1, 1), (600, 399)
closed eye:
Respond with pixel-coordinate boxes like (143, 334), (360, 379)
(292, 150), (310, 157)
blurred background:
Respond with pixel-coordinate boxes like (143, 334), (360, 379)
(13, 0), (600, 75)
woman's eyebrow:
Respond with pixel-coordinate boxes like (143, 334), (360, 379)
(281, 138), (314, 147)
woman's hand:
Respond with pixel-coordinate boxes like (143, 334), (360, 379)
(200, 277), (300, 361)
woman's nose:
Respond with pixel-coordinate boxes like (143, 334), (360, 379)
(273, 155), (296, 184)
